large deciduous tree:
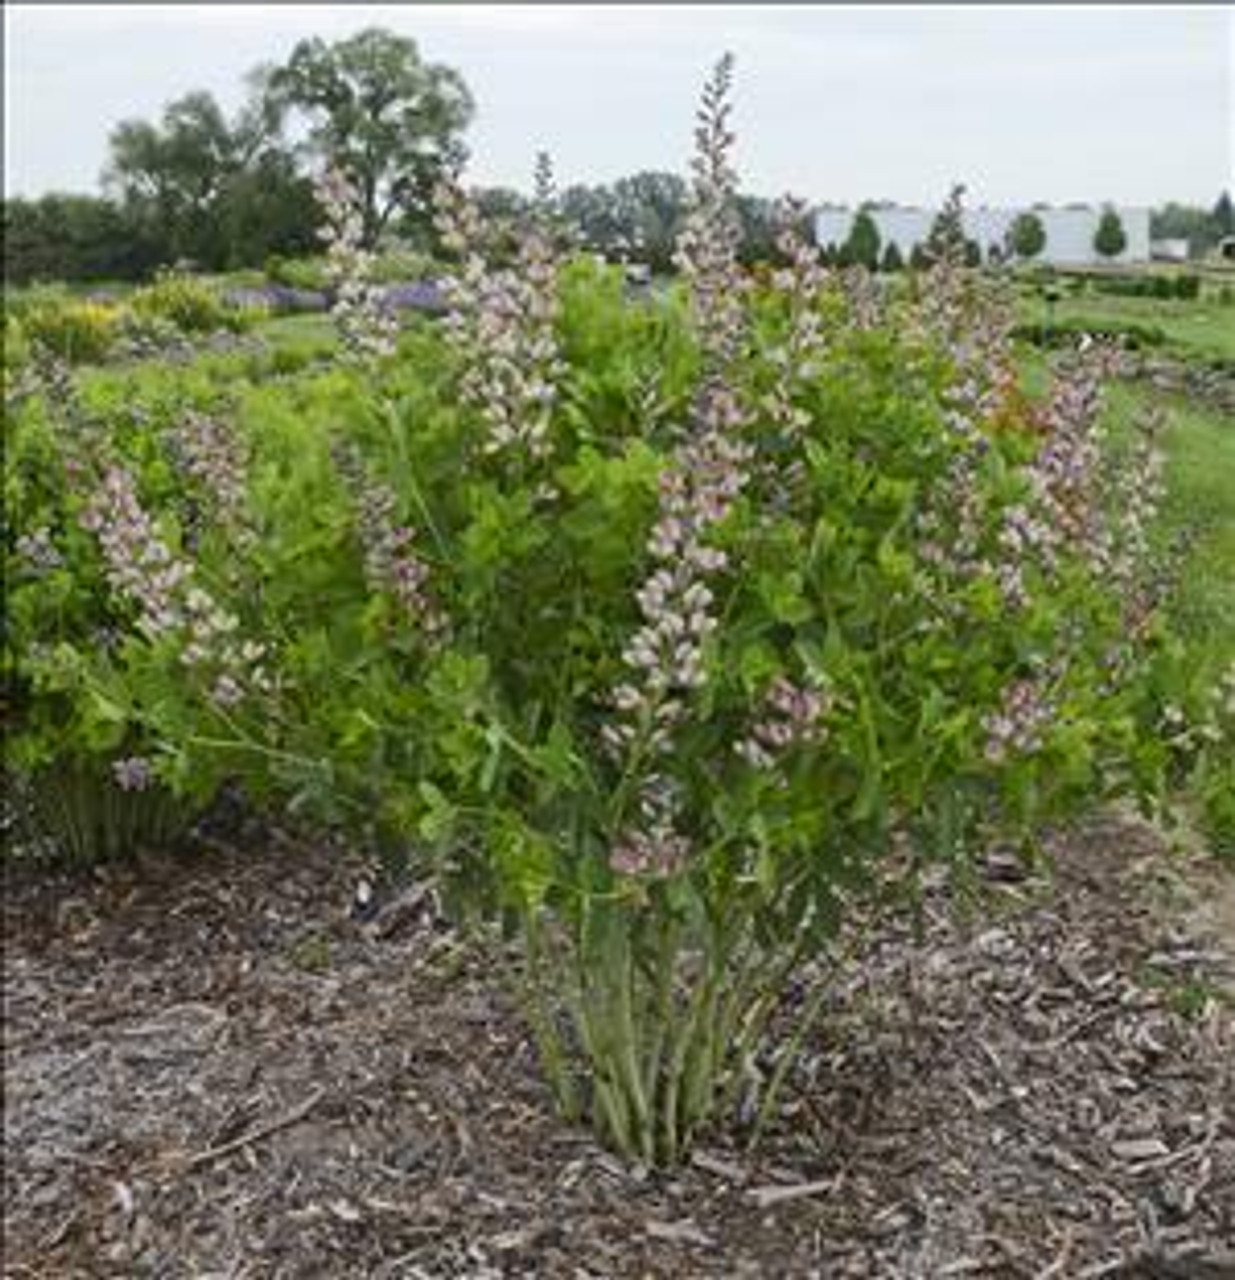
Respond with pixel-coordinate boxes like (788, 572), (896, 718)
(104, 87), (316, 270)
(264, 27), (474, 247)
(106, 91), (238, 265)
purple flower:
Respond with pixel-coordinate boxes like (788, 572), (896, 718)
(333, 443), (444, 639)
(607, 54), (753, 877)
(315, 167), (399, 363)
(112, 756), (154, 792)
(79, 462), (269, 706)
(434, 164), (565, 464)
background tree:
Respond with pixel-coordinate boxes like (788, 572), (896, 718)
(1213, 190), (1234, 239)
(264, 27), (474, 247)
(1093, 206), (1128, 260)
(3, 195), (161, 285)
(558, 184), (623, 259)
(844, 208), (882, 271)
(104, 87), (316, 270)
(735, 195), (778, 265)
(610, 171), (687, 271)
(1008, 210), (1046, 261)
(1150, 200), (1223, 259)
(880, 241), (904, 272)
(924, 183), (968, 264)
(105, 91), (239, 266)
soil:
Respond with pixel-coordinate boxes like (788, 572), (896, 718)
(4, 810), (1233, 1279)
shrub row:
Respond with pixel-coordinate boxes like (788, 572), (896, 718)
(7, 273), (257, 365)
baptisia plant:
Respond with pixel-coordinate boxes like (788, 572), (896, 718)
(309, 55), (1178, 1163)
(4, 55), (1181, 1159)
(2, 363), (259, 860)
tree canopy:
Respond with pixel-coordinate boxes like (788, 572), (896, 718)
(1093, 206), (1128, 260)
(104, 88), (318, 270)
(1008, 211), (1046, 261)
(844, 209), (881, 271)
(264, 27), (474, 246)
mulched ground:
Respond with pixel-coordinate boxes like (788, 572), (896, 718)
(4, 810), (1233, 1279)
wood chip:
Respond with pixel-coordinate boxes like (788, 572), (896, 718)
(645, 1218), (712, 1246)
(690, 1149), (747, 1182)
(747, 1177), (840, 1209)
(1110, 1137), (1171, 1162)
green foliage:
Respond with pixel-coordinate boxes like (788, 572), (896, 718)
(3, 195), (161, 286)
(264, 254), (331, 290)
(1090, 272), (1201, 301)
(106, 89), (319, 273)
(1214, 191), (1234, 239)
(1150, 196), (1229, 258)
(130, 272), (249, 335)
(265, 27), (474, 246)
(1009, 211), (1047, 261)
(15, 293), (121, 364)
(1011, 317), (1167, 351)
(9, 764), (189, 866)
(1094, 206), (1128, 260)
(880, 242), (904, 273)
(844, 210), (881, 271)
(6, 69), (1209, 1167)
(924, 184), (968, 263)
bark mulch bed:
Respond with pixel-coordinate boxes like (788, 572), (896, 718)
(3, 810), (1233, 1278)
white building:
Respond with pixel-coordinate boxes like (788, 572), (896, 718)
(814, 206), (1151, 265)
(1150, 238), (1190, 263)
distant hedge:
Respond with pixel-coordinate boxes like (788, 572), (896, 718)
(1011, 318), (1168, 351)
(3, 195), (164, 286)
(1090, 273), (1201, 301)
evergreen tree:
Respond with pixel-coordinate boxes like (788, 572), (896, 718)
(844, 209), (881, 271)
(1093, 206), (1127, 260)
(1008, 210), (1046, 261)
(1214, 190), (1234, 238)
(880, 241), (904, 272)
(924, 183), (968, 264)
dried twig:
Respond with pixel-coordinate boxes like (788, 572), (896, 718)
(182, 1087), (327, 1170)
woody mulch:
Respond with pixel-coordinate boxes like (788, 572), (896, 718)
(3, 809), (1232, 1279)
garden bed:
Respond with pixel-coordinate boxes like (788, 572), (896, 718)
(4, 813), (1232, 1278)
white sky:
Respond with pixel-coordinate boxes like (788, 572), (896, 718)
(4, 4), (1233, 208)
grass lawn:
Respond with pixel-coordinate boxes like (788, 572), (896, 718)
(1146, 388), (1235, 667)
(1016, 290), (1235, 363)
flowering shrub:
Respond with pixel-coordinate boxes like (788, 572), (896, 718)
(130, 271), (251, 336)
(2, 361), (263, 858)
(2, 58), (1193, 1161)
(316, 168), (399, 364)
(17, 294), (120, 364)
(160, 56), (1167, 1162)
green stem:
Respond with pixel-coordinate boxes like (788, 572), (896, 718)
(661, 955), (717, 1164)
(380, 399), (451, 563)
(518, 910), (579, 1121)
(612, 921), (654, 1163)
(749, 972), (834, 1147)
(641, 916), (678, 1125)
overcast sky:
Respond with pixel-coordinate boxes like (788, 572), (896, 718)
(4, 4), (1232, 208)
